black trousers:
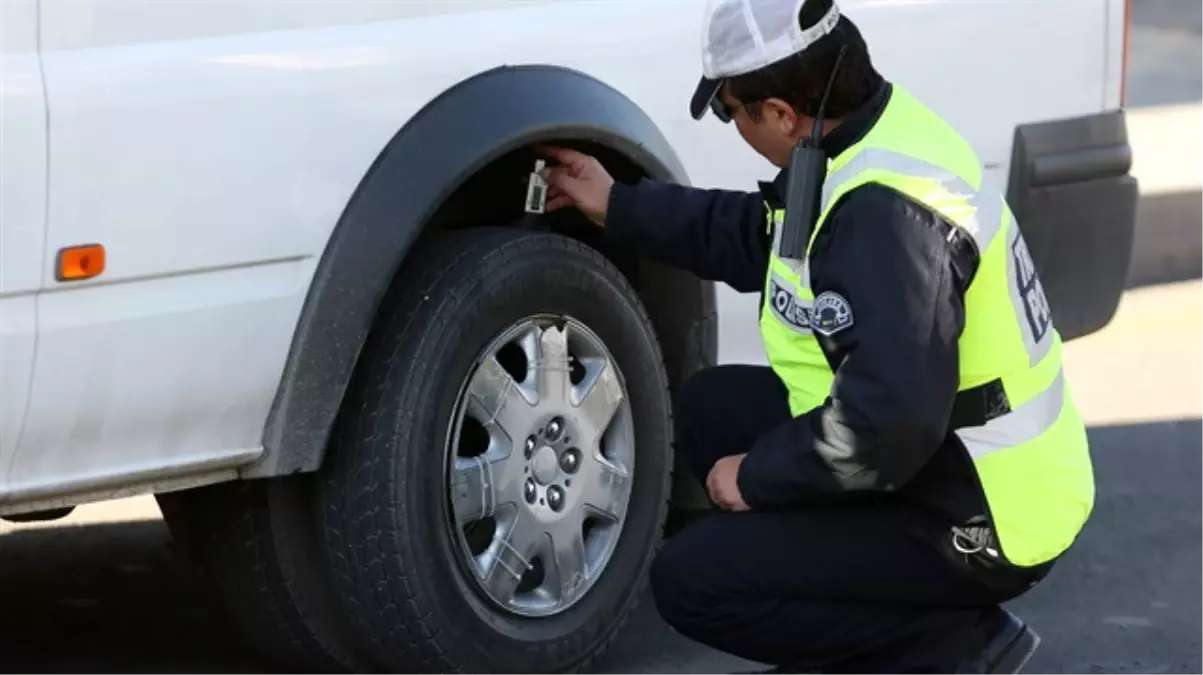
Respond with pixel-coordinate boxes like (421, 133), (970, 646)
(649, 365), (1049, 673)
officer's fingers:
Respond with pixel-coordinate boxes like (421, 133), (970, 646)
(709, 488), (725, 507)
(705, 469), (722, 501)
(544, 194), (574, 211)
(540, 181), (571, 210)
(544, 167), (590, 197)
(533, 143), (570, 160)
(541, 166), (569, 186)
(535, 144), (591, 169)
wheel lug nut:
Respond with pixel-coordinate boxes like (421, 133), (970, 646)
(524, 436), (537, 459)
(546, 417), (564, 442)
(524, 479), (537, 504)
(560, 448), (581, 474)
(547, 486), (564, 512)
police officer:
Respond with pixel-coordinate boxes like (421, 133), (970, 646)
(537, 0), (1095, 672)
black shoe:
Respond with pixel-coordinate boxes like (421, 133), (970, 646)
(956, 608), (1040, 674)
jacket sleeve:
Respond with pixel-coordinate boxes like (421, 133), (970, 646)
(604, 178), (770, 293)
(736, 184), (968, 508)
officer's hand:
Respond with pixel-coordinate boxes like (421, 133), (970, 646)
(536, 145), (614, 227)
(706, 454), (750, 512)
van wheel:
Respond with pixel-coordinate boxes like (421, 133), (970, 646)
(317, 228), (674, 673)
(155, 478), (367, 672)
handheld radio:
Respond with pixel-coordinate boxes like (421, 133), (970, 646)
(776, 44), (848, 260)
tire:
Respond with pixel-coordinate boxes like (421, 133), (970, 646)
(156, 478), (368, 673)
(317, 227), (674, 673)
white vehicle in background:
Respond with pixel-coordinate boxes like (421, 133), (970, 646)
(0, 0), (1137, 671)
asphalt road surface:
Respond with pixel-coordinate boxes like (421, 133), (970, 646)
(2, 2), (1199, 673)
(7, 283), (1196, 675)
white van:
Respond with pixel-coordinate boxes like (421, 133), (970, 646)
(0, 0), (1137, 671)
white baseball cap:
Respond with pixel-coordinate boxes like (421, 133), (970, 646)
(690, 0), (842, 120)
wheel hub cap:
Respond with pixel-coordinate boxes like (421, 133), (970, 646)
(444, 318), (636, 619)
(531, 446), (558, 485)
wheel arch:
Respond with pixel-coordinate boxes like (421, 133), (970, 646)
(246, 64), (716, 479)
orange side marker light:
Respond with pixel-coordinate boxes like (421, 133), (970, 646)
(56, 244), (106, 281)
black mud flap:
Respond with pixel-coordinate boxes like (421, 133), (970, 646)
(1006, 109), (1139, 341)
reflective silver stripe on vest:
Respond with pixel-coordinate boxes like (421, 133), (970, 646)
(811, 147), (1060, 365)
(784, 146), (1056, 365)
(819, 148), (1006, 255)
(955, 370), (1065, 459)
(770, 208), (784, 251)
(770, 209), (808, 276)
(767, 269), (813, 335)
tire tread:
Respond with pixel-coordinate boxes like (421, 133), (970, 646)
(319, 228), (673, 673)
(158, 481), (366, 672)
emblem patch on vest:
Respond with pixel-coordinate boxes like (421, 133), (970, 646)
(1011, 234), (1052, 343)
(769, 277), (812, 334)
(812, 291), (854, 337)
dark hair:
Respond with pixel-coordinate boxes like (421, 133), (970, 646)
(726, 0), (880, 120)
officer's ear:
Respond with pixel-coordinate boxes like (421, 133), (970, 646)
(759, 97), (805, 138)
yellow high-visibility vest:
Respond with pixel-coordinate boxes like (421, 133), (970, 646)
(760, 85), (1094, 568)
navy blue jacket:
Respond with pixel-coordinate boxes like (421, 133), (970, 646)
(603, 82), (988, 526)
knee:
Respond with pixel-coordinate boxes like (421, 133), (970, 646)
(671, 368), (711, 433)
(672, 367), (732, 453)
(649, 536), (707, 635)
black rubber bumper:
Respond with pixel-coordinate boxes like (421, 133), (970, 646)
(1006, 109), (1139, 341)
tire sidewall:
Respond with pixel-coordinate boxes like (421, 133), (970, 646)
(383, 232), (672, 671)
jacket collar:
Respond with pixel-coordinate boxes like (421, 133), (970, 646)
(759, 79), (893, 209)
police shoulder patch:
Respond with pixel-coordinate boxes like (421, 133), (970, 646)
(812, 291), (854, 337)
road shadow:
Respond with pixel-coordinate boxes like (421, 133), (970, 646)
(1008, 417), (1203, 675)
(0, 519), (266, 674)
(1127, 188), (1203, 289)
(0, 419), (1198, 674)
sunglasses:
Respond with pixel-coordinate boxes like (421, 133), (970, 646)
(710, 95), (735, 123)
(701, 78), (737, 123)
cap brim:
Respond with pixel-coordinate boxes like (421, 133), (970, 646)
(690, 76), (722, 120)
